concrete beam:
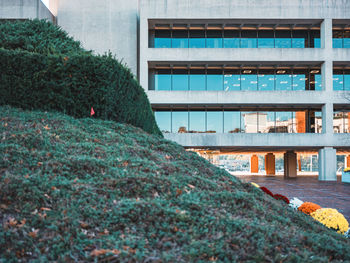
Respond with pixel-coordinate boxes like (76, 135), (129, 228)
(318, 147), (337, 181)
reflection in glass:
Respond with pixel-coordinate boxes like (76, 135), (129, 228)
(207, 70), (223, 91)
(333, 74), (344, 91)
(292, 30), (308, 48)
(189, 111), (206, 133)
(172, 30), (189, 48)
(207, 111), (223, 133)
(292, 70), (306, 90)
(189, 30), (206, 48)
(224, 111), (240, 133)
(276, 70), (292, 90)
(224, 70), (240, 91)
(172, 69), (189, 91)
(314, 111), (322, 133)
(258, 112), (275, 133)
(241, 70), (257, 91)
(189, 69), (206, 90)
(241, 112), (257, 133)
(172, 112), (188, 133)
(275, 112), (292, 133)
(344, 70), (350, 90)
(155, 111), (171, 133)
(155, 70), (171, 90)
(258, 69), (275, 90)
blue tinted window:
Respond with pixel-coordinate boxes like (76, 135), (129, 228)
(224, 38), (240, 48)
(172, 30), (189, 48)
(275, 38), (292, 48)
(155, 112), (171, 133)
(189, 111), (206, 132)
(315, 74), (322, 90)
(241, 38), (257, 48)
(224, 111), (241, 133)
(344, 74), (350, 90)
(258, 73), (275, 91)
(258, 38), (274, 48)
(276, 73), (292, 90)
(314, 38), (321, 48)
(333, 39), (343, 48)
(172, 112), (188, 133)
(207, 71), (223, 91)
(292, 38), (305, 48)
(333, 75), (344, 90)
(241, 73), (257, 91)
(292, 74), (306, 90)
(206, 30), (223, 48)
(155, 74), (171, 90)
(224, 73), (240, 91)
(344, 38), (350, 48)
(207, 112), (223, 133)
(189, 30), (205, 48)
(154, 30), (171, 48)
(172, 72), (189, 91)
(190, 70), (206, 90)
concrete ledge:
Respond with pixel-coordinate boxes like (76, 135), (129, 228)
(164, 133), (350, 148)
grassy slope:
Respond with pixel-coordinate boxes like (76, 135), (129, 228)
(0, 106), (349, 262)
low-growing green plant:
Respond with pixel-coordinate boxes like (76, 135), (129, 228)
(0, 106), (349, 262)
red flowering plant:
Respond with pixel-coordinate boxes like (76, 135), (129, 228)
(259, 186), (274, 197)
(273, 194), (290, 204)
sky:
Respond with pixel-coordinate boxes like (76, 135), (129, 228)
(41, 0), (49, 8)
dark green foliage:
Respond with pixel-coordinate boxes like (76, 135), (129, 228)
(0, 20), (161, 136)
(0, 19), (86, 55)
(1, 106), (349, 262)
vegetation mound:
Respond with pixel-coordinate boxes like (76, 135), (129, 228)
(0, 20), (161, 136)
(1, 106), (349, 262)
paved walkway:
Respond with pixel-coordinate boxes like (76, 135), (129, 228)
(237, 175), (350, 221)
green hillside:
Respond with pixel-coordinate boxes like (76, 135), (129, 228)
(1, 106), (349, 262)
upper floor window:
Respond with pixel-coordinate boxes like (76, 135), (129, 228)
(150, 28), (320, 48)
(333, 22), (350, 48)
(333, 68), (350, 90)
(149, 66), (322, 91)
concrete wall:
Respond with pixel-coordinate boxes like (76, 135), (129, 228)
(57, 0), (138, 76)
(0, 0), (53, 20)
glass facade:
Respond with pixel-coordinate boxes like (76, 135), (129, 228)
(150, 68), (322, 91)
(155, 110), (322, 134)
(150, 29), (320, 48)
(333, 29), (350, 48)
(333, 69), (350, 90)
(333, 111), (350, 133)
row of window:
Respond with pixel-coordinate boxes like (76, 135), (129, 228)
(333, 112), (350, 133)
(150, 29), (321, 48)
(154, 110), (322, 134)
(150, 69), (322, 91)
(333, 69), (350, 91)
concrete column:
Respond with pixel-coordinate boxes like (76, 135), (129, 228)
(321, 18), (332, 50)
(284, 151), (297, 178)
(250, 154), (259, 173)
(265, 153), (275, 176)
(318, 147), (337, 181)
(322, 103), (334, 135)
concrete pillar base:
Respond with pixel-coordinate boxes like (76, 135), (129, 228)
(265, 153), (275, 176)
(318, 147), (337, 181)
(284, 151), (297, 178)
(251, 154), (259, 173)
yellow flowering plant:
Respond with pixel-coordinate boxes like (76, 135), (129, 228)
(344, 167), (350, 172)
(311, 208), (349, 234)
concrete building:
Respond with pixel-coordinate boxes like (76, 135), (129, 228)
(1, 0), (350, 180)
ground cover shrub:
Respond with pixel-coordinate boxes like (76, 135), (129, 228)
(273, 194), (289, 204)
(1, 106), (350, 262)
(298, 202), (321, 215)
(311, 208), (349, 234)
(259, 186), (274, 197)
(0, 19), (161, 136)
